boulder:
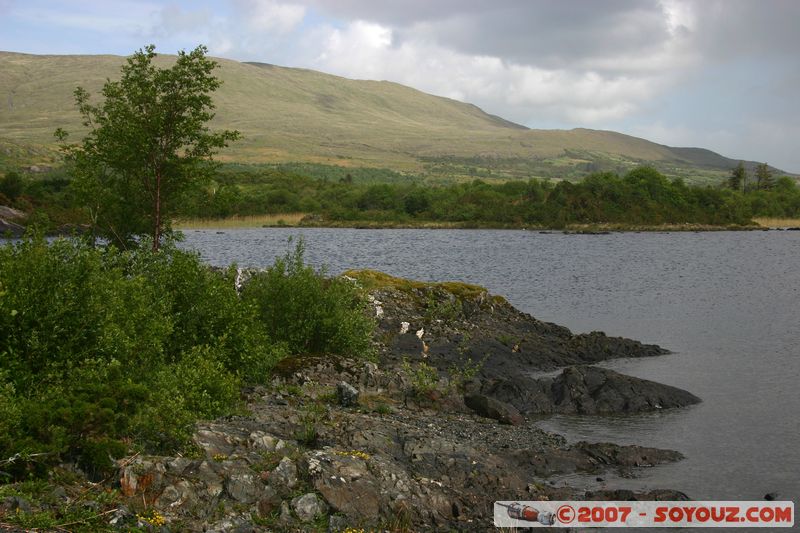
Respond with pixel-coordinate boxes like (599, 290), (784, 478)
(463, 393), (524, 425)
(291, 493), (328, 522)
(0, 218), (24, 237)
(0, 206), (24, 219)
(482, 366), (700, 415)
(336, 380), (359, 407)
(550, 366), (701, 414)
(271, 457), (299, 491)
(224, 471), (261, 503)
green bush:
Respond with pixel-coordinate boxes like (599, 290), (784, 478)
(242, 239), (376, 358)
(133, 345), (242, 451)
(0, 235), (374, 479)
(0, 236), (282, 478)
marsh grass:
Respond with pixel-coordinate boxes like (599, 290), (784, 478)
(174, 212), (307, 229)
(753, 217), (800, 228)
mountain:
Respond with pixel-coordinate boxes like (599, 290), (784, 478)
(0, 51), (785, 182)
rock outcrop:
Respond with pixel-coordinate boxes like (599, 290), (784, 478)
(0, 217), (24, 237)
(102, 271), (698, 531)
(479, 365), (701, 415)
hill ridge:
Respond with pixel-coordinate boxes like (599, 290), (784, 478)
(0, 50), (787, 182)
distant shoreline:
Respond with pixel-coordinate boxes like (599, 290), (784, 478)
(173, 216), (798, 233)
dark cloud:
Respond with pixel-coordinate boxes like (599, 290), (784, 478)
(690, 0), (800, 61)
(307, 0), (495, 26)
(310, 1), (800, 71)
(311, 0), (672, 70)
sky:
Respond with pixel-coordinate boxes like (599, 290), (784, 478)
(1, 0), (799, 172)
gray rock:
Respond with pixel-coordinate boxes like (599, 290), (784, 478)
(206, 515), (255, 533)
(574, 441), (684, 467)
(0, 206), (24, 219)
(225, 471), (260, 503)
(464, 393), (524, 425)
(272, 456), (298, 490)
(249, 431), (279, 452)
(483, 366), (701, 415)
(0, 218), (25, 237)
(195, 460), (224, 498)
(193, 426), (244, 457)
(156, 480), (199, 509)
(337, 380), (359, 407)
(49, 486), (68, 502)
(1, 496), (31, 514)
(291, 492), (328, 522)
(108, 505), (133, 527)
(279, 500), (293, 524)
(310, 453), (382, 523)
(550, 366), (701, 414)
(328, 514), (349, 532)
(256, 486), (281, 518)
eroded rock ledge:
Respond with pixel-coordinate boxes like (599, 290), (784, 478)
(361, 270), (699, 416)
(108, 270), (698, 531)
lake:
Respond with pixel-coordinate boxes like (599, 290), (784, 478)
(180, 228), (800, 504)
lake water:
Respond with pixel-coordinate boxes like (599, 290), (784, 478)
(180, 228), (800, 504)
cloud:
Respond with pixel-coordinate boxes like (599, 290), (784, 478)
(233, 0), (306, 34)
(308, 0), (683, 72)
(308, 18), (671, 125)
(2, 0), (797, 168)
(152, 5), (213, 37)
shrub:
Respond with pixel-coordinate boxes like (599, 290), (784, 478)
(0, 235), (370, 479)
(242, 239), (375, 358)
(0, 170), (24, 201)
(133, 345), (242, 452)
(0, 236), (278, 477)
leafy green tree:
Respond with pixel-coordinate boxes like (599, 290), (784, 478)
(56, 44), (239, 250)
(755, 162), (774, 190)
(728, 161), (747, 192)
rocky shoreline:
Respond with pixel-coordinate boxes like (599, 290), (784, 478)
(1, 270), (701, 531)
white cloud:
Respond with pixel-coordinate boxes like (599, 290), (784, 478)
(3, 0), (797, 168)
(234, 0), (306, 34)
(308, 19), (673, 125)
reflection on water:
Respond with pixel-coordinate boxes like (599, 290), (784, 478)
(180, 228), (800, 502)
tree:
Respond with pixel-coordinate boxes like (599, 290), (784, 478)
(56, 45), (239, 250)
(755, 162), (774, 190)
(728, 161), (746, 192)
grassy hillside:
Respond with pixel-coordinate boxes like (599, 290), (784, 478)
(0, 50), (784, 183)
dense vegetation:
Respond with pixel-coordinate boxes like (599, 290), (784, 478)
(163, 165), (800, 227)
(4, 164), (800, 231)
(0, 236), (374, 480)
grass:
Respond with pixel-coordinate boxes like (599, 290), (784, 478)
(343, 269), (487, 299)
(173, 212), (307, 229)
(1, 50), (781, 182)
(753, 217), (800, 228)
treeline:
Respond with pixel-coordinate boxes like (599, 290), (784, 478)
(179, 165), (800, 227)
(3, 165), (799, 230)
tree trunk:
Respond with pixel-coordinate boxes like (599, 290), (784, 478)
(153, 171), (162, 252)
